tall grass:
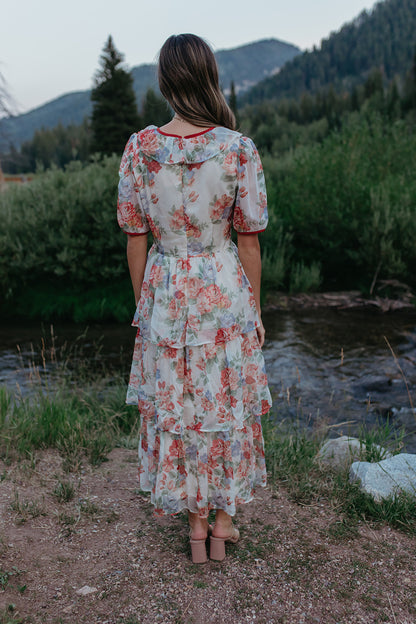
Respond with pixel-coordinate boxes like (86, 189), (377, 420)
(1, 327), (415, 534)
(0, 332), (138, 467)
(262, 414), (416, 534)
(4, 370), (415, 533)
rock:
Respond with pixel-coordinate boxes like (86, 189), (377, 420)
(317, 436), (362, 468)
(391, 407), (416, 430)
(349, 453), (416, 501)
(76, 585), (98, 596)
(317, 436), (391, 469)
(352, 375), (392, 396)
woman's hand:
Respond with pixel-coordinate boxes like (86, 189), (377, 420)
(256, 319), (265, 347)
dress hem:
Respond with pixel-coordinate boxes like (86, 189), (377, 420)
(141, 481), (267, 518)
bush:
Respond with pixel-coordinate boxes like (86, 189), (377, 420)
(0, 156), (139, 321)
(263, 113), (416, 291)
(0, 156), (126, 298)
(289, 261), (322, 293)
(1, 110), (416, 322)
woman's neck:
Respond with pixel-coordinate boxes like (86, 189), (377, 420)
(158, 117), (214, 138)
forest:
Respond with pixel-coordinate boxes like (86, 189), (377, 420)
(1, 0), (416, 321)
(243, 0), (416, 103)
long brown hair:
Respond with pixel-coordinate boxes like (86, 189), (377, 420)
(158, 34), (236, 130)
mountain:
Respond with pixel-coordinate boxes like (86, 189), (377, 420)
(0, 39), (300, 150)
(242, 0), (416, 106)
(215, 39), (301, 93)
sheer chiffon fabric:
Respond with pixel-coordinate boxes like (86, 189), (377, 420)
(118, 126), (272, 516)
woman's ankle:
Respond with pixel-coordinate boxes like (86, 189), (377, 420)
(213, 510), (233, 535)
(188, 512), (209, 539)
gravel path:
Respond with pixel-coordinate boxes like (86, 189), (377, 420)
(1, 448), (415, 623)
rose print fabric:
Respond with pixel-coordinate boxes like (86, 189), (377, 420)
(139, 411), (266, 517)
(118, 125), (272, 517)
(129, 330), (271, 435)
(118, 126), (268, 347)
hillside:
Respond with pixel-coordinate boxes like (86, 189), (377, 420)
(215, 38), (300, 92)
(243, 0), (416, 105)
(0, 39), (300, 150)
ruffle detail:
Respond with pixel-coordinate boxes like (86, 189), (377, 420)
(127, 330), (272, 435)
(138, 125), (242, 164)
(138, 413), (267, 517)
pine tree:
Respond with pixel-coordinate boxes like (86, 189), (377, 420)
(141, 88), (171, 128)
(90, 36), (141, 156)
(228, 81), (240, 128)
(364, 68), (384, 100)
(386, 79), (400, 119)
(402, 45), (416, 112)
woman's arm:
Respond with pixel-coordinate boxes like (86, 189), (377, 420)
(127, 234), (148, 305)
(237, 232), (265, 347)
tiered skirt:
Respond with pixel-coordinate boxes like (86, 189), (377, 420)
(127, 329), (272, 517)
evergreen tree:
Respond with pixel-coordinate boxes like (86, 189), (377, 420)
(402, 45), (416, 112)
(364, 68), (384, 100)
(10, 120), (91, 172)
(228, 81), (240, 128)
(351, 85), (363, 111)
(386, 79), (400, 119)
(141, 88), (171, 128)
(243, 0), (416, 106)
(90, 36), (141, 155)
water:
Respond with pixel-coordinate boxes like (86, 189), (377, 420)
(262, 308), (416, 449)
(1, 309), (416, 449)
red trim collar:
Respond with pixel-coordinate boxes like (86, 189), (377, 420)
(157, 127), (215, 139)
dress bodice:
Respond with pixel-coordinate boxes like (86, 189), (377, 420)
(117, 126), (268, 347)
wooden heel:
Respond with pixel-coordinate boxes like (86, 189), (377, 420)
(210, 536), (226, 561)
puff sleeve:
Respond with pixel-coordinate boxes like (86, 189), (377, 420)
(117, 134), (150, 236)
(233, 136), (268, 234)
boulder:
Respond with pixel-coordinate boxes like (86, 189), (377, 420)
(349, 453), (416, 501)
(317, 436), (391, 469)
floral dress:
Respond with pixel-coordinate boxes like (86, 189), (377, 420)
(117, 125), (272, 517)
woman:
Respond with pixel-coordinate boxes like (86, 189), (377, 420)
(117, 34), (272, 563)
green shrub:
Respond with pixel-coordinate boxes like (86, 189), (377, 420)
(289, 261), (322, 293)
(261, 226), (292, 292)
(1, 110), (416, 322)
(264, 113), (416, 291)
(0, 156), (128, 299)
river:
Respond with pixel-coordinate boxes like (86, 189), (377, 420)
(1, 308), (415, 450)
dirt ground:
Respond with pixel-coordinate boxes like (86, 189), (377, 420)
(1, 448), (415, 624)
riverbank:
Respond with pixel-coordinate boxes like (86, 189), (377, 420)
(1, 285), (415, 325)
(264, 287), (416, 313)
(2, 306), (416, 454)
(1, 371), (416, 622)
(1, 380), (415, 533)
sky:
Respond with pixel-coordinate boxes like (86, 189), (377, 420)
(1, 0), (377, 115)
